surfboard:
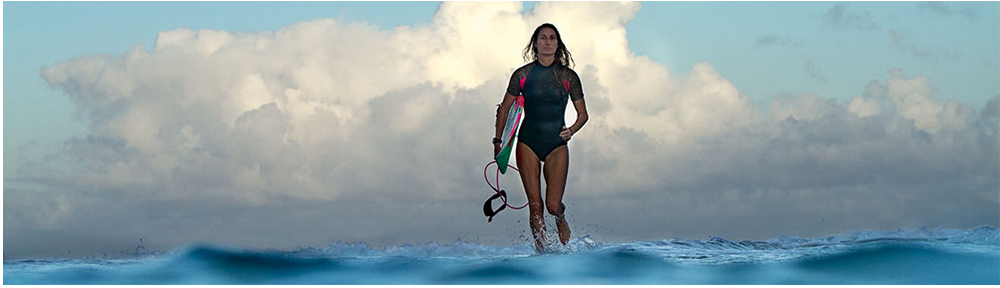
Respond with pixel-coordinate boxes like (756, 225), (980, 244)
(495, 95), (524, 174)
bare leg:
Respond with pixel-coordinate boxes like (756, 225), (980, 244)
(543, 145), (571, 245)
(515, 142), (545, 252)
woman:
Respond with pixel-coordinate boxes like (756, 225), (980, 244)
(493, 23), (588, 252)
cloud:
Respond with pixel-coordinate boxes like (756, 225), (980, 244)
(889, 29), (963, 65)
(6, 1), (997, 259)
(753, 35), (805, 49)
(919, 1), (980, 18)
(802, 57), (827, 83)
(823, 3), (878, 30)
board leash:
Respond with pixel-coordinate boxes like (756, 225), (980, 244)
(483, 160), (527, 222)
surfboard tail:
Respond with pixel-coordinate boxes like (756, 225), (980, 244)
(495, 142), (514, 174)
(495, 96), (524, 174)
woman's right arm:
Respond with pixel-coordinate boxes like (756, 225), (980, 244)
(494, 92), (518, 157)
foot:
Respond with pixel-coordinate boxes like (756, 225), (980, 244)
(556, 217), (571, 245)
(531, 220), (547, 253)
(533, 234), (546, 253)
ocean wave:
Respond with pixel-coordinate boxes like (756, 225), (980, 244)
(5, 226), (998, 284)
(194, 225), (1000, 260)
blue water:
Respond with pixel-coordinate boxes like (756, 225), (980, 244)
(5, 226), (999, 284)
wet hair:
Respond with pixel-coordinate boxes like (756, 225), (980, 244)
(522, 23), (575, 69)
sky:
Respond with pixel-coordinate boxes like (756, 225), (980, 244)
(3, 1), (998, 260)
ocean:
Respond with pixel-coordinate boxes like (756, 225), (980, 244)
(4, 226), (998, 284)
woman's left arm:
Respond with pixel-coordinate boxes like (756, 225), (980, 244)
(561, 98), (589, 141)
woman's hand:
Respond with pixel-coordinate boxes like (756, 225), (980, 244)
(494, 142), (502, 158)
(559, 126), (574, 142)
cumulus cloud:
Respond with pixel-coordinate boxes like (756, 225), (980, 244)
(6, 1), (997, 259)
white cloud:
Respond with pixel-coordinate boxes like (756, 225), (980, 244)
(7, 1), (996, 259)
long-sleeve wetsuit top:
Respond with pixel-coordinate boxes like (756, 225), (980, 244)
(505, 61), (584, 161)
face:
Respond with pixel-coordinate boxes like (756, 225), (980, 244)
(535, 27), (558, 57)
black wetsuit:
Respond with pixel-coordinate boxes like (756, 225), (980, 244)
(506, 61), (584, 161)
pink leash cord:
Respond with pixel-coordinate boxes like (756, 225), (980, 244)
(484, 160), (528, 209)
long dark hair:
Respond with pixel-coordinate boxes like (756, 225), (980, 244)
(522, 23), (575, 69)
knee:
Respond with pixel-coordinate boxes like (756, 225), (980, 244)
(547, 202), (565, 216)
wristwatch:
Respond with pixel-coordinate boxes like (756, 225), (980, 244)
(492, 137), (502, 144)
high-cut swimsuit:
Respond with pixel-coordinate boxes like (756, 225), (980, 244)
(506, 61), (585, 161)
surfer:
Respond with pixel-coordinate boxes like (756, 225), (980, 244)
(493, 23), (588, 252)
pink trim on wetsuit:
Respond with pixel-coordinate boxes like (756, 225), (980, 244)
(520, 77), (571, 93)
